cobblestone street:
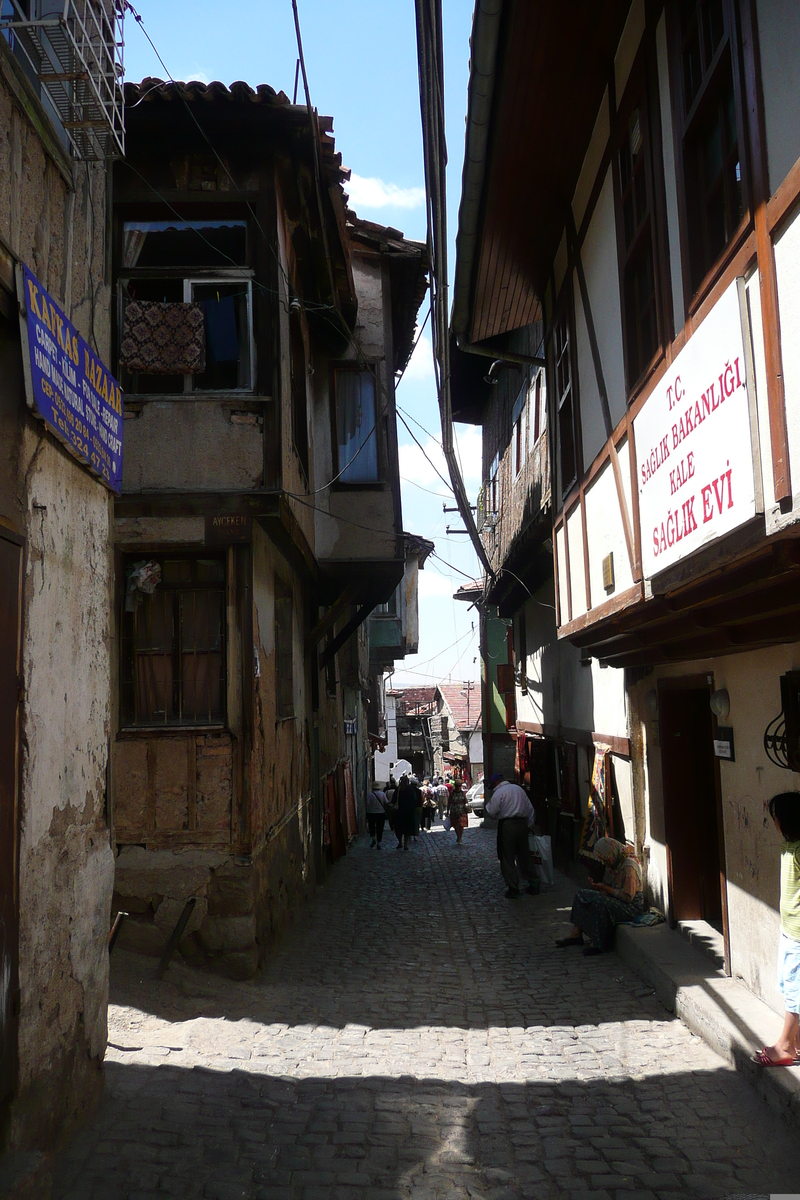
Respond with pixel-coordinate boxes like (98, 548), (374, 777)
(54, 818), (798, 1199)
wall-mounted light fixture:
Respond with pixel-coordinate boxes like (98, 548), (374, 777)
(644, 689), (658, 717)
(710, 688), (730, 721)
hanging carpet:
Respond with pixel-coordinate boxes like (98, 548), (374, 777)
(120, 300), (206, 374)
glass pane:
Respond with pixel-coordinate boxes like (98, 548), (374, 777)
(180, 591), (224, 650)
(135, 653), (174, 723)
(559, 396), (576, 492)
(682, 6), (702, 112)
(162, 559), (193, 585)
(196, 558), (224, 583)
(182, 653), (224, 722)
(336, 370), (378, 482)
(135, 591), (173, 651)
(123, 220), (247, 269)
(191, 281), (251, 391)
(703, 0), (724, 66)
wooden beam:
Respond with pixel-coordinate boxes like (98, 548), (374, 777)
(304, 584), (357, 655)
(740, 0), (792, 504)
(319, 602), (373, 668)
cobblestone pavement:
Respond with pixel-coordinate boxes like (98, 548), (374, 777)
(54, 817), (798, 1200)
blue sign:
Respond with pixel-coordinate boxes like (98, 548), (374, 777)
(21, 264), (123, 493)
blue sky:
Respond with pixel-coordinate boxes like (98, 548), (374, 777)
(124, 0), (482, 687)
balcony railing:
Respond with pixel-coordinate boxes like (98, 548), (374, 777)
(1, 0), (125, 159)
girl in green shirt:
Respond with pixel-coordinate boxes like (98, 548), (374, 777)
(754, 792), (800, 1067)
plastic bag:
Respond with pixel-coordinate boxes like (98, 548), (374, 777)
(125, 559), (162, 612)
(443, 815), (451, 832)
(529, 833), (554, 888)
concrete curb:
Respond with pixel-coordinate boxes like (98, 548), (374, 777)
(616, 923), (800, 1128)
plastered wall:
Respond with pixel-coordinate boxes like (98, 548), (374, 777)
(0, 57), (114, 1147)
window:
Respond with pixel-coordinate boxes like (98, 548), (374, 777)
(333, 368), (379, 483)
(673, 0), (745, 295)
(489, 451), (500, 512)
(375, 588), (397, 616)
(532, 370), (546, 443)
(553, 306), (578, 496)
(121, 555), (225, 727)
(118, 219), (253, 395)
(290, 310), (309, 479)
(275, 575), (294, 720)
(616, 90), (660, 389)
(512, 378), (528, 477)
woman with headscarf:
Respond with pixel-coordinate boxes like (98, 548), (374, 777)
(447, 781), (470, 846)
(394, 775), (417, 851)
(555, 838), (644, 956)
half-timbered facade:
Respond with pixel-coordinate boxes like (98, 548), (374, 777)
(109, 79), (427, 977)
(453, 0), (800, 1012)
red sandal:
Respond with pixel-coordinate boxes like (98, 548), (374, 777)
(752, 1047), (799, 1067)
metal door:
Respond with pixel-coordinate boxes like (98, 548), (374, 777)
(0, 533), (23, 1107)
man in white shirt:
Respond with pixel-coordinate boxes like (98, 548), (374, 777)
(484, 772), (539, 899)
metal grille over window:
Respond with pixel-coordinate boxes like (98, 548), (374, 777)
(0, 1), (125, 160)
(121, 555), (225, 727)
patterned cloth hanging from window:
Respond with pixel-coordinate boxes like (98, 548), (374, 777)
(120, 300), (206, 374)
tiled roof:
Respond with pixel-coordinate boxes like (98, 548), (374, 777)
(436, 682), (481, 732)
(394, 686), (436, 715)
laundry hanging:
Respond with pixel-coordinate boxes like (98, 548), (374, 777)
(120, 300), (206, 374)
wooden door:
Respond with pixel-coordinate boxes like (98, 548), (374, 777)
(659, 682), (723, 924)
(0, 533), (23, 1108)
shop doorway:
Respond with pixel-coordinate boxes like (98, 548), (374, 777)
(658, 678), (729, 966)
(0, 532), (23, 1113)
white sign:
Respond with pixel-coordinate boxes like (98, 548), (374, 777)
(634, 280), (760, 578)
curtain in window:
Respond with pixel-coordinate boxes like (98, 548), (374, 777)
(336, 370), (378, 482)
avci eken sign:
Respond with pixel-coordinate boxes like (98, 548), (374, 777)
(20, 264), (123, 493)
(633, 280), (760, 579)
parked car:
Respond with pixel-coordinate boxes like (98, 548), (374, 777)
(466, 780), (484, 815)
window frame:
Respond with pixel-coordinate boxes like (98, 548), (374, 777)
(549, 286), (582, 501)
(330, 362), (382, 488)
(611, 48), (666, 398)
(119, 551), (227, 731)
(511, 376), (529, 478)
(289, 307), (309, 481)
(667, 0), (752, 312)
(116, 270), (256, 397)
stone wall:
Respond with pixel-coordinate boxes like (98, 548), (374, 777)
(0, 42), (115, 1149)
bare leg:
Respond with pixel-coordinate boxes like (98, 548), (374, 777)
(760, 1011), (800, 1062)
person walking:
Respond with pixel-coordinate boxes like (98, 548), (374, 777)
(366, 786), (387, 849)
(484, 771), (539, 899)
(436, 777), (449, 821)
(753, 792), (800, 1066)
(447, 781), (469, 845)
(395, 775), (417, 851)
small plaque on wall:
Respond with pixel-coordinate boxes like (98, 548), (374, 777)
(713, 726), (735, 761)
(205, 513), (251, 544)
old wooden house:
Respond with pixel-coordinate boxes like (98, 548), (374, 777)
(454, 0), (800, 1011)
(109, 79), (428, 976)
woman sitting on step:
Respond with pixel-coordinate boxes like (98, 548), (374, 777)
(556, 837), (644, 957)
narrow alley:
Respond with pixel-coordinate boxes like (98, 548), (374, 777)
(54, 816), (797, 1200)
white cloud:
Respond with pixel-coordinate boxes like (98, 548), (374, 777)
(400, 333), (434, 384)
(348, 173), (426, 211)
(398, 422), (483, 499)
(177, 69), (211, 84)
(418, 569), (458, 598)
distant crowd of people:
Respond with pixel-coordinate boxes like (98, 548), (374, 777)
(366, 772), (470, 851)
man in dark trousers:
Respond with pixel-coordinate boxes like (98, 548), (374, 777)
(485, 772), (539, 899)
